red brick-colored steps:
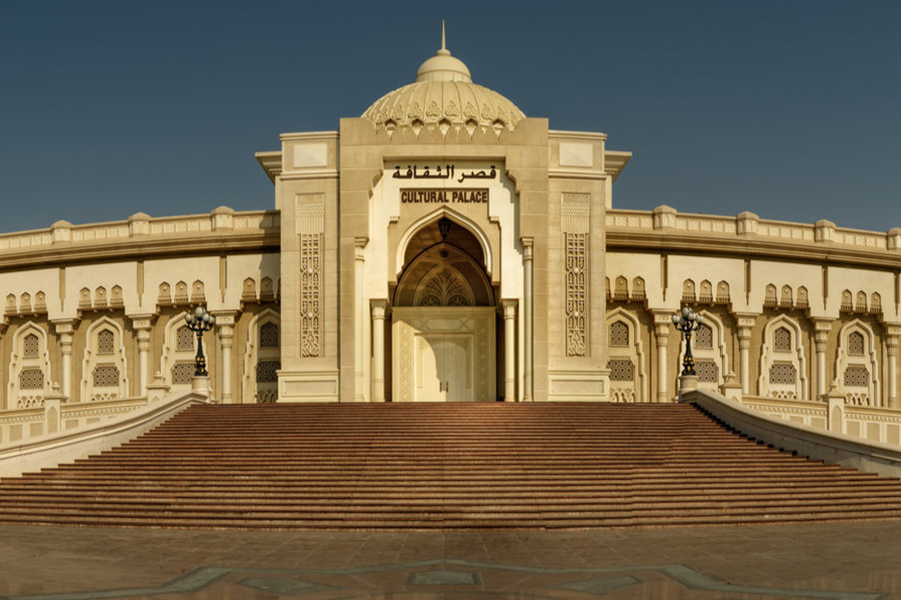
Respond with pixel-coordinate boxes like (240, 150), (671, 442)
(0, 402), (900, 529)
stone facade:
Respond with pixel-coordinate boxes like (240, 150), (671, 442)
(1, 40), (900, 414)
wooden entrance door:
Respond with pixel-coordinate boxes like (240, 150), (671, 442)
(415, 333), (474, 402)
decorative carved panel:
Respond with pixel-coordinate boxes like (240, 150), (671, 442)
(298, 197), (324, 357)
(562, 193), (590, 357)
(414, 268), (473, 307)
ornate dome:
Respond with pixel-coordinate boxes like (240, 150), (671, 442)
(362, 28), (525, 134)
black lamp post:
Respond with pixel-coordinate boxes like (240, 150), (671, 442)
(185, 306), (216, 377)
(672, 307), (704, 376)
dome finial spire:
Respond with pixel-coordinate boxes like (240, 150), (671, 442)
(414, 21), (472, 83)
(438, 20), (450, 56)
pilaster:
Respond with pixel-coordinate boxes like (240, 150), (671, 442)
(129, 314), (154, 397)
(502, 299), (518, 402)
(813, 319), (833, 400)
(652, 311), (674, 402)
(371, 299), (388, 403)
(735, 314), (756, 395)
(212, 311), (239, 403)
(51, 319), (77, 402)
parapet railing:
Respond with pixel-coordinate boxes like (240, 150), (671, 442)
(607, 207), (900, 256)
(684, 388), (901, 479)
(0, 390), (211, 479)
(0, 396), (152, 445)
(735, 394), (901, 447)
(0, 208), (280, 253)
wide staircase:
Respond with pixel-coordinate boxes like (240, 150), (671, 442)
(1, 402), (901, 529)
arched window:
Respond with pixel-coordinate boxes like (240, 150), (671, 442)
(260, 322), (279, 348)
(8, 324), (51, 409)
(97, 330), (115, 355)
(680, 315), (728, 391)
(606, 310), (647, 403)
(609, 322), (629, 347)
(835, 321), (879, 406)
(23, 334), (39, 359)
(773, 327), (791, 352)
(758, 317), (807, 400)
(81, 319), (129, 402)
(243, 310), (281, 404)
(160, 318), (203, 389)
(176, 326), (194, 352)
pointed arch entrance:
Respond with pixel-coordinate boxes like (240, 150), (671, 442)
(392, 216), (496, 402)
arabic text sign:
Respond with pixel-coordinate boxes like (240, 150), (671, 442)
(400, 189), (489, 204)
(393, 164), (497, 183)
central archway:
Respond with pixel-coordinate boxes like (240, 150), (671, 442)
(392, 217), (496, 402)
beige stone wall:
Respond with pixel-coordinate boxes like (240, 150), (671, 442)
(0, 209), (280, 408)
(606, 206), (901, 409)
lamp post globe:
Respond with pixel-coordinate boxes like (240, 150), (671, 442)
(184, 306), (216, 377)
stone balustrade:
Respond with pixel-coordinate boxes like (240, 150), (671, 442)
(0, 396), (150, 446)
(0, 208), (280, 254)
(607, 207), (897, 255)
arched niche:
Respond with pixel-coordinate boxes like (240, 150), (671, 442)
(757, 315), (808, 400)
(395, 209), (492, 280)
(605, 307), (648, 403)
(80, 316), (129, 402)
(242, 308), (281, 404)
(833, 318), (880, 407)
(394, 219), (494, 307)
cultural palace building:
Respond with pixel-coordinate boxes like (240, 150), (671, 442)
(3, 36), (901, 446)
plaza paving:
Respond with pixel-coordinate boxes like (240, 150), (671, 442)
(0, 520), (900, 599)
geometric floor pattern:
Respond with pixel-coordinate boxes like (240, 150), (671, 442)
(0, 522), (897, 600)
(0, 559), (884, 600)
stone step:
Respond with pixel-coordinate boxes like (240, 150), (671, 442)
(1, 402), (899, 530)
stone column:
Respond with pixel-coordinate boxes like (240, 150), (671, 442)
(813, 319), (832, 401)
(652, 312), (673, 403)
(887, 327), (901, 408)
(521, 237), (534, 402)
(130, 315), (153, 397)
(213, 312), (238, 404)
(502, 300), (518, 402)
(354, 238), (368, 402)
(736, 315), (756, 394)
(52, 319), (76, 401)
(371, 300), (387, 403)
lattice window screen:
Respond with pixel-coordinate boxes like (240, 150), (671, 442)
(171, 363), (194, 385)
(844, 365), (869, 387)
(695, 360), (719, 383)
(97, 330), (115, 355)
(769, 362), (797, 385)
(608, 358), (635, 382)
(256, 361), (281, 383)
(773, 327), (792, 352)
(695, 324), (713, 349)
(23, 334), (39, 359)
(609, 322), (629, 347)
(19, 368), (43, 390)
(93, 365), (120, 387)
(176, 326), (194, 352)
(848, 332), (865, 356)
(260, 323), (279, 348)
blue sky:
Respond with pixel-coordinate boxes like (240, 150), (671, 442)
(1, 1), (898, 233)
